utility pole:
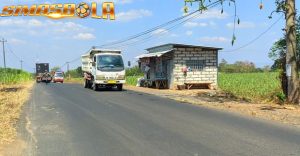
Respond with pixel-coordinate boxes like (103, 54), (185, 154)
(285, 0), (299, 104)
(20, 60), (23, 70)
(0, 38), (7, 68)
(66, 61), (70, 79)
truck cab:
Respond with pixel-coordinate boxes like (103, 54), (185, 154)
(82, 49), (126, 91)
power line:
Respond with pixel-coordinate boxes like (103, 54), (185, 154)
(107, 1), (222, 50)
(98, 11), (199, 48)
(69, 56), (81, 63)
(97, 0), (223, 49)
(60, 62), (67, 69)
(221, 15), (284, 53)
(6, 42), (33, 70)
(20, 60), (23, 70)
(112, 11), (203, 49)
(6, 43), (21, 60)
(63, 0), (224, 67)
(62, 10), (202, 66)
(59, 56), (80, 70)
(112, 2), (220, 49)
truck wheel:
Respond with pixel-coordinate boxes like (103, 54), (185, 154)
(117, 84), (123, 91)
(92, 83), (98, 91)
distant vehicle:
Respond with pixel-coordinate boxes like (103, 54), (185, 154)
(81, 48), (126, 91)
(36, 63), (52, 83)
(52, 72), (64, 83)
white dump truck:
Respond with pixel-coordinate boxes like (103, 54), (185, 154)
(81, 48), (126, 91)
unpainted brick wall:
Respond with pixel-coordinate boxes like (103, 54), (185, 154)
(172, 47), (218, 88)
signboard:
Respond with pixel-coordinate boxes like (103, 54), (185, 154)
(286, 64), (292, 77)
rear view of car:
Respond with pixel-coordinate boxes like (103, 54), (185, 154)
(53, 72), (64, 83)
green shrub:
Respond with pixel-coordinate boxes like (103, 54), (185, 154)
(0, 68), (32, 84)
(126, 76), (141, 86)
(126, 66), (143, 76)
(65, 67), (82, 78)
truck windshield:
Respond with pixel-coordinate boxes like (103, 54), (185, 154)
(97, 55), (124, 71)
(55, 73), (64, 77)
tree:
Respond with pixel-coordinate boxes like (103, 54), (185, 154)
(65, 66), (83, 78)
(262, 65), (271, 72)
(269, 15), (300, 96)
(277, 0), (299, 103)
(126, 66), (144, 76)
(218, 59), (227, 71)
(51, 66), (61, 72)
(76, 66), (82, 76)
(219, 59), (259, 73)
(184, 0), (299, 104)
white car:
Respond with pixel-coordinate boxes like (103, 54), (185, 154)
(52, 72), (64, 83)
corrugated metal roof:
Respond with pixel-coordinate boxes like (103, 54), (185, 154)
(135, 49), (173, 59)
(146, 43), (223, 51)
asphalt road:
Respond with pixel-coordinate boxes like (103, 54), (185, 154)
(19, 83), (300, 156)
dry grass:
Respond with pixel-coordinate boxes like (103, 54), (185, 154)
(0, 82), (33, 145)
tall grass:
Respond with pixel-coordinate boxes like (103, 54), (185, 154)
(218, 72), (281, 101)
(126, 76), (141, 86)
(0, 68), (32, 84)
(126, 72), (282, 101)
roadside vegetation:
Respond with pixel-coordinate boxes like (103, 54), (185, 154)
(125, 63), (284, 103)
(126, 76), (141, 86)
(126, 66), (143, 86)
(218, 72), (281, 102)
(126, 72), (282, 102)
(64, 67), (83, 78)
(218, 60), (284, 103)
(65, 64), (284, 103)
(0, 68), (33, 144)
(0, 68), (32, 85)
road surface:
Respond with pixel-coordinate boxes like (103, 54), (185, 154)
(19, 83), (300, 156)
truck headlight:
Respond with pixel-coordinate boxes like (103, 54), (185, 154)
(117, 75), (125, 80)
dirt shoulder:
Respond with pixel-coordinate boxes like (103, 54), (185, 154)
(0, 82), (33, 151)
(124, 85), (300, 128)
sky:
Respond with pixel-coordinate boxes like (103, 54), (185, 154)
(0, 0), (299, 72)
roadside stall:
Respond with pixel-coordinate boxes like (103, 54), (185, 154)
(136, 43), (222, 90)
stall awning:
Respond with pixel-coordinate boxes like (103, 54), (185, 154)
(135, 49), (173, 59)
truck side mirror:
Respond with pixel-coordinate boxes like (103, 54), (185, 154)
(128, 61), (131, 67)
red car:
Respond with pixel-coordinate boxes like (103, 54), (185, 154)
(52, 72), (64, 83)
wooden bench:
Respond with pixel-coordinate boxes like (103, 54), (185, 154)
(184, 82), (213, 90)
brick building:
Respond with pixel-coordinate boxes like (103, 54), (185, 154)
(136, 43), (222, 89)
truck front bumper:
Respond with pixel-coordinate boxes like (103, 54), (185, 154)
(94, 80), (126, 85)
